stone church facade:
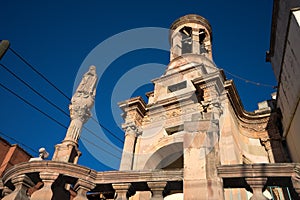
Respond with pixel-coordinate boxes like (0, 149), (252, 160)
(1, 10), (300, 200)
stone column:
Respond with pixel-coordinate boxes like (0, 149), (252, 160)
(192, 28), (200, 54)
(2, 175), (33, 200)
(30, 172), (59, 200)
(147, 181), (167, 200)
(170, 32), (183, 60)
(260, 138), (275, 163)
(52, 66), (97, 163)
(112, 183), (131, 200)
(73, 179), (95, 200)
(119, 124), (140, 170)
(119, 97), (146, 171)
(245, 177), (268, 200)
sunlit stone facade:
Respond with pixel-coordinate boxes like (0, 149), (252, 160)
(1, 11), (300, 200)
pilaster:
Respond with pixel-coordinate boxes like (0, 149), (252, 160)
(192, 28), (200, 54)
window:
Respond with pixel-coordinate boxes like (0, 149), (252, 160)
(166, 125), (184, 135)
(180, 27), (192, 54)
(168, 81), (187, 93)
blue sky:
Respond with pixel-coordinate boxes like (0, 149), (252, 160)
(0, 0), (276, 171)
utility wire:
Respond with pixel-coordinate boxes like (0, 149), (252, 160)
(8, 47), (71, 100)
(8, 46), (124, 143)
(91, 117), (124, 144)
(0, 81), (121, 159)
(0, 62), (123, 150)
(81, 137), (121, 159)
(0, 63), (69, 116)
(83, 126), (122, 153)
(205, 64), (276, 88)
(223, 69), (276, 88)
(0, 81), (68, 129)
(0, 130), (38, 155)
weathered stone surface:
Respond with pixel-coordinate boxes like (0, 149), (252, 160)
(52, 66), (98, 164)
(30, 172), (59, 200)
(2, 175), (33, 200)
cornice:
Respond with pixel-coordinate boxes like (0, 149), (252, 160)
(2, 161), (183, 185)
(217, 163), (298, 178)
(2, 161), (97, 184)
(224, 80), (271, 121)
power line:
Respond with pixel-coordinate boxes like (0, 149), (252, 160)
(0, 130), (38, 155)
(0, 81), (122, 159)
(0, 81), (68, 129)
(83, 126), (122, 153)
(8, 47), (71, 100)
(81, 137), (121, 159)
(8, 46), (124, 143)
(91, 117), (124, 144)
(205, 64), (276, 88)
(0, 62), (123, 149)
(223, 69), (276, 88)
(0, 62), (123, 151)
(0, 63), (70, 117)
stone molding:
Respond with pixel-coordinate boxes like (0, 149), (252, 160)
(217, 163), (297, 178)
(2, 161), (183, 186)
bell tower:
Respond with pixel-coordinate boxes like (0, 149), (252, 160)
(119, 14), (225, 199)
(170, 14), (213, 61)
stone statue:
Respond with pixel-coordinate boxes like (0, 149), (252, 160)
(64, 65), (98, 142)
(52, 65), (98, 163)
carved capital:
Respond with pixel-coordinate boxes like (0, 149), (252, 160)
(69, 104), (91, 122)
(123, 123), (142, 137)
(245, 177), (268, 200)
(147, 181), (167, 199)
(73, 179), (96, 200)
(112, 183), (131, 200)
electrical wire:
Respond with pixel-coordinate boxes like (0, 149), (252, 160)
(8, 47), (71, 100)
(0, 81), (68, 129)
(0, 62), (123, 151)
(8, 46), (124, 144)
(0, 63), (69, 116)
(0, 130), (38, 155)
(0, 63), (120, 151)
(83, 126), (122, 153)
(0, 81), (121, 159)
(91, 117), (124, 144)
(81, 137), (121, 159)
(223, 69), (276, 88)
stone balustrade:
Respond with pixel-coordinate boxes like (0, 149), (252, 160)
(1, 162), (300, 199)
(217, 163), (300, 199)
(0, 161), (183, 200)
